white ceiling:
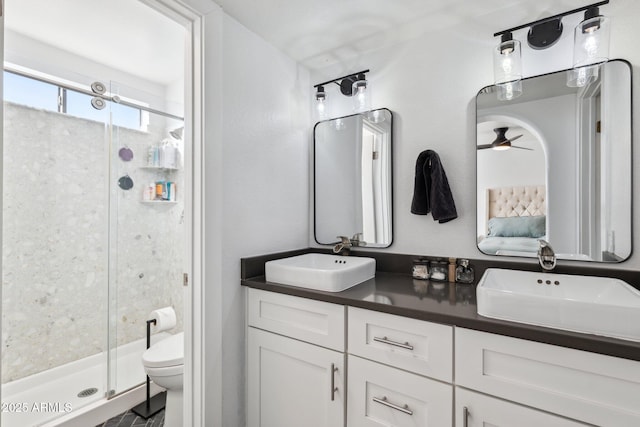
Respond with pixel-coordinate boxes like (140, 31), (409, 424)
(4, 0), (186, 85)
(4, 0), (592, 83)
(216, 0), (587, 69)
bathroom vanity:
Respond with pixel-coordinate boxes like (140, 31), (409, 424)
(242, 251), (640, 427)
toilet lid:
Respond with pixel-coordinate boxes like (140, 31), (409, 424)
(142, 332), (184, 368)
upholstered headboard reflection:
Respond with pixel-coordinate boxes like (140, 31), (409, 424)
(487, 185), (546, 219)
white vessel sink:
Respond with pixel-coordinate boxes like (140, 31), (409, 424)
(477, 268), (640, 341)
(265, 253), (375, 292)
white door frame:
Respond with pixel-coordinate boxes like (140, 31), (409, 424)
(138, 1), (207, 425)
(0, 0), (209, 424)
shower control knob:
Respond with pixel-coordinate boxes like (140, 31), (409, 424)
(91, 97), (106, 110)
(90, 81), (106, 94)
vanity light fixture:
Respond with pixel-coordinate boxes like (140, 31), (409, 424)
(493, 31), (523, 101)
(315, 85), (329, 120)
(493, 1), (610, 96)
(313, 69), (371, 119)
(567, 5), (611, 87)
(351, 73), (371, 113)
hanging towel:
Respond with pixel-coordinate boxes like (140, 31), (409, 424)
(411, 150), (458, 223)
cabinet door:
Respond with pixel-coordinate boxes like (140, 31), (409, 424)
(455, 388), (588, 427)
(247, 327), (345, 427)
(348, 355), (452, 427)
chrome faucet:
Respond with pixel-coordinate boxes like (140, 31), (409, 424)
(333, 233), (366, 255)
(537, 239), (556, 271)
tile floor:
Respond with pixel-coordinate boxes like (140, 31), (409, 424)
(95, 408), (164, 427)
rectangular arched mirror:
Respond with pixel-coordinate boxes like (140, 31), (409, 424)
(476, 60), (631, 262)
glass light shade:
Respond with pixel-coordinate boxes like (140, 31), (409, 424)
(573, 15), (610, 68)
(366, 109), (385, 123)
(496, 80), (522, 101)
(493, 38), (522, 85)
(315, 87), (329, 120)
(566, 64), (600, 87)
(316, 97), (329, 120)
(352, 79), (371, 112)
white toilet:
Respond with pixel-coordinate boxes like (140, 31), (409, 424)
(142, 332), (184, 426)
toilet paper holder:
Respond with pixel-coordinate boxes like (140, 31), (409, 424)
(131, 318), (167, 419)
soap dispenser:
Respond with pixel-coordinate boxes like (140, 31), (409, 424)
(455, 259), (474, 284)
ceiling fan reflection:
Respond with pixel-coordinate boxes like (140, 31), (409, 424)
(477, 127), (531, 151)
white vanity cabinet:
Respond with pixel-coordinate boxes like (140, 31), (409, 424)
(455, 328), (640, 427)
(246, 286), (640, 427)
(247, 288), (346, 427)
(347, 307), (454, 426)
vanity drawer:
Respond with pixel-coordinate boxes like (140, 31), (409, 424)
(347, 355), (452, 427)
(348, 307), (453, 382)
(247, 288), (345, 351)
(347, 307), (453, 382)
(455, 387), (588, 427)
(455, 328), (640, 426)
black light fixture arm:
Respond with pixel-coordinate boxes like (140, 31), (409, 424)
(313, 69), (370, 89)
(493, 0), (608, 37)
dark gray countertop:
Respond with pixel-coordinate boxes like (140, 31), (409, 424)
(242, 271), (640, 362)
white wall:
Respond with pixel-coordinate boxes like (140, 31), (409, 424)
(4, 30), (181, 112)
(199, 7), (311, 427)
(309, 0), (640, 271)
(193, 1), (640, 425)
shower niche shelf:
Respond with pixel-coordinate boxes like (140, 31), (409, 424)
(140, 166), (180, 171)
(140, 200), (178, 205)
(140, 165), (179, 203)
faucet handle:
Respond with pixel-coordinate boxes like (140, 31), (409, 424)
(537, 239), (556, 271)
(334, 236), (352, 255)
(351, 233), (367, 247)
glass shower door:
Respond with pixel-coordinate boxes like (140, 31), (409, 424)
(106, 80), (185, 397)
(2, 72), (111, 426)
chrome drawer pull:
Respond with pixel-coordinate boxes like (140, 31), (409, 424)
(330, 363), (338, 401)
(373, 336), (414, 350)
(372, 396), (413, 415)
(463, 406), (469, 427)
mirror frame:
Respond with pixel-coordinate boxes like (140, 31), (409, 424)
(313, 108), (394, 248)
(475, 59), (633, 263)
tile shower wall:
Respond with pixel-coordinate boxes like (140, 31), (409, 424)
(2, 102), (183, 382)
